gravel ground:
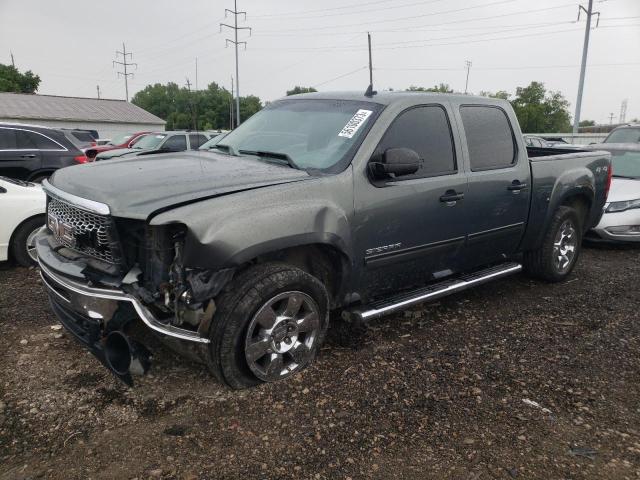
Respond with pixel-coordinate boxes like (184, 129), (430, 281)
(1, 245), (639, 480)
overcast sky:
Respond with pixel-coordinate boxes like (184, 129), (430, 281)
(1, 0), (639, 124)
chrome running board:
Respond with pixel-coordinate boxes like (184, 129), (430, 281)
(350, 262), (522, 321)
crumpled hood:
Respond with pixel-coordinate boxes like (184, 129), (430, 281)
(608, 178), (640, 203)
(49, 151), (310, 219)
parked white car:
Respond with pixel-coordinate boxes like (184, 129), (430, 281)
(587, 144), (640, 243)
(0, 177), (46, 265)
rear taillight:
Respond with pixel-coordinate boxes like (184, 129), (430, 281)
(74, 155), (89, 164)
(604, 164), (613, 200)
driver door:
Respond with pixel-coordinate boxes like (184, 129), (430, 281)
(353, 104), (469, 299)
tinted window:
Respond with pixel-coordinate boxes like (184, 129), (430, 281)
(0, 128), (17, 149)
(15, 130), (39, 149)
(605, 127), (640, 144)
(33, 132), (62, 149)
(460, 106), (516, 170)
(376, 105), (456, 179)
(163, 135), (187, 151)
(189, 134), (207, 150)
(71, 131), (95, 143)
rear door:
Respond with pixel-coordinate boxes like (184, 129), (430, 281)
(162, 134), (188, 152)
(455, 104), (530, 267)
(0, 127), (42, 180)
(189, 133), (208, 150)
(354, 103), (469, 298)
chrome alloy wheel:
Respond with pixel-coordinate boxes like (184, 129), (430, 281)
(25, 227), (41, 262)
(553, 219), (577, 273)
(244, 291), (321, 382)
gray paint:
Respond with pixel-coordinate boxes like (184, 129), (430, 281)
(48, 91), (611, 304)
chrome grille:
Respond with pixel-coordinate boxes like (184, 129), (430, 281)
(47, 197), (118, 263)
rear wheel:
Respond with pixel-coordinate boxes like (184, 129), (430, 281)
(523, 206), (582, 282)
(208, 263), (329, 389)
(11, 215), (45, 267)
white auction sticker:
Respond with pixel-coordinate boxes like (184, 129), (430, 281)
(338, 109), (373, 138)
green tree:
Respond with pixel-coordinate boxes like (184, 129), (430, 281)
(579, 119), (595, 127)
(479, 90), (510, 100)
(132, 81), (262, 130)
(406, 83), (453, 93)
(286, 86), (317, 96)
(0, 64), (40, 93)
(511, 81), (571, 133)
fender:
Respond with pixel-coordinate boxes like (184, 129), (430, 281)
(150, 170), (355, 271)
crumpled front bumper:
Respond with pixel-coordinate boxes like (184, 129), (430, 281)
(36, 231), (210, 383)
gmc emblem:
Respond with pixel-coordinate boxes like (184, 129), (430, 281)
(47, 213), (75, 246)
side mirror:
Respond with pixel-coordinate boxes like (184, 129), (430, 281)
(369, 147), (421, 180)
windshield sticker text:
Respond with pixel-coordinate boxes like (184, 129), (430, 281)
(338, 109), (373, 139)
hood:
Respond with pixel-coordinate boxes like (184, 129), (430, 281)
(608, 178), (640, 203)
(95, 147), (141, 160)
(49, 151), (311, 219)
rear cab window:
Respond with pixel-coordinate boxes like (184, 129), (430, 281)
(460, 105), (517, 171)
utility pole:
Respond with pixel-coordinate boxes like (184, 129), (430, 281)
(113, 42), (137, 102)
(195, 57), (198, 91)
(10, 51), (15, 68)
(221, 1), (251, 127)
(185, 78), (192, 91)
(573, 1), (600, 134)
(464, 60), (472, 94)
(608, 113), (615, 125)
(229, 77), (235, 130)
(96, 85), (101, 99)
(620, 99), (628, 124)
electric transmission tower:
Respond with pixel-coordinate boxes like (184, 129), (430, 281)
(573, 1), (600, 133)
(464, 60), (472, 94)
(113, 42), (137, 102)
(221, 1), (251, 127)
(620, 99), (628, 124)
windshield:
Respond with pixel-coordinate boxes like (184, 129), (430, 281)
(110, 133), (133, 145)
(133, 133), (166, 150)
(218, 99), (381, 172)
(611, 150), (640, 179)
(604, 127), (640, 144)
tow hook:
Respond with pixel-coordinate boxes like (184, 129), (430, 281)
(103, 331), (152, 386)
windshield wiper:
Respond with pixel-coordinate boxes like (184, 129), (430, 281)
(238, 149), (299, 169)
(612, 174), (639, 179)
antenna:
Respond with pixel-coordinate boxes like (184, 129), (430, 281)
(464, 60), (472, 94)
(365, 32), (376, 97)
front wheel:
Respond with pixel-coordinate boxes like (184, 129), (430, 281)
(207, 263), (329, 389)
(523, 206), (582, 282)
(11, 215), (45, 267)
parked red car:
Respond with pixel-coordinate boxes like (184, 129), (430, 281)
(85, 132), (150, 160)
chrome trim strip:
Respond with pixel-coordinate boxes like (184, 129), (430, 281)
(39, 261), (210, 344)
(352, 263), (522, 321)
(468, 222), (525, 239)
(42, 179), (111, 215)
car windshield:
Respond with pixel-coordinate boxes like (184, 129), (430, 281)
(217, 99), (381, 172)
(604, 127), (640, 143)
(109, 133), (133, 145)
(611, 150), (640, 179)
(133, 133), (166, 150)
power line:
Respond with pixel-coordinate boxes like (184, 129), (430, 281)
(221, 0), (252, 127)
(250, 0), (429, 18)
(113, 42), (137, 101)
(375, 62), (640, 71)
(312, 66), (368, 88)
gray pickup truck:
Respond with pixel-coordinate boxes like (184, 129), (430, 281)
(36, 92), (612, 388)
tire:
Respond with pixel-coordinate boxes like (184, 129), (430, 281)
(11, 215), (45, 267)
(523, 206), (582, 282)
(208, 263), (330, 389)
(28, 175), (50, 184)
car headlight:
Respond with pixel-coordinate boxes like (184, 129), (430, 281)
(606, 198), (640, 213)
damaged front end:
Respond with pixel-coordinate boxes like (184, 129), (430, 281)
(37, 183), (235, 385)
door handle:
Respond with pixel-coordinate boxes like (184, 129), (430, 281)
(507, 180), (528, 191)
(20, 154), (37, 158)
(439, 190), (464, 203)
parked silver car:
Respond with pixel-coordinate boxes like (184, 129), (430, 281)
(586, 143), (640, 243)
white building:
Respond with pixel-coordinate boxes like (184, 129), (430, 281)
(0, 92), (165, 139)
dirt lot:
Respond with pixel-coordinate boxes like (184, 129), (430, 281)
(1, 245), (639, 480)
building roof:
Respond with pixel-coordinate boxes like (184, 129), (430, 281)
(0, 92), (165, 125)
